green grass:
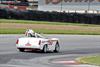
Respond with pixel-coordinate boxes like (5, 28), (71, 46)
(0, 19), (100, 27)
(77, 55), (100, 66)
(1, 28), (100, 35)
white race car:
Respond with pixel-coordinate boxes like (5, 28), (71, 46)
(16, 33), (60, 53)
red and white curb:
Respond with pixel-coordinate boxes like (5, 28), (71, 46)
(52, 60), (99, 67)
(52, 60), (79, 65)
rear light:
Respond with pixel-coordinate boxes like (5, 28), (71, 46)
(39, 40), (41, 45)
(16, 39), (19, 44)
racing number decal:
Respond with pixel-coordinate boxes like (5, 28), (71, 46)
(48, 40), (53, 45)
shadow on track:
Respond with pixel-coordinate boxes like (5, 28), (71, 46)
(19, 48), (100, 55)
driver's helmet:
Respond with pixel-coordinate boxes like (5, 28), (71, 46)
(27, 29), (34, 34)
(25, 29), (35, 37)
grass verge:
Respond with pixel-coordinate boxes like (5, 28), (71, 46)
(76, 55), (100, 66)
(1, 28), (100, 35)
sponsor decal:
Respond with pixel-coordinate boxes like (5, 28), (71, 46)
(41, 40), (57, 45)
(41, 40), (53, 45)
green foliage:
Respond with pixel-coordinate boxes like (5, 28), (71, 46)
(0, 9), (100, 24)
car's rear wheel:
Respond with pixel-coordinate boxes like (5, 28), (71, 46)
(19, 48), (25, 52)
(42, 45), (48, 53)
(54, 42), (60, 53)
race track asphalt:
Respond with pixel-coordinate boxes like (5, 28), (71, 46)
(0, 34), (100, 67)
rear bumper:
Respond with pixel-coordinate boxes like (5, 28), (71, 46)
(16, 44), (40, 49)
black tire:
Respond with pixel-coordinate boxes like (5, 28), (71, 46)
(19, 48), (25, 52)
(42, 45), (48, 53)
(54, 42), (60, 53)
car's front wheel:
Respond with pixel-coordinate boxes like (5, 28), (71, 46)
(54, 42), (60, 53)
(18, 48), (25, 52)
